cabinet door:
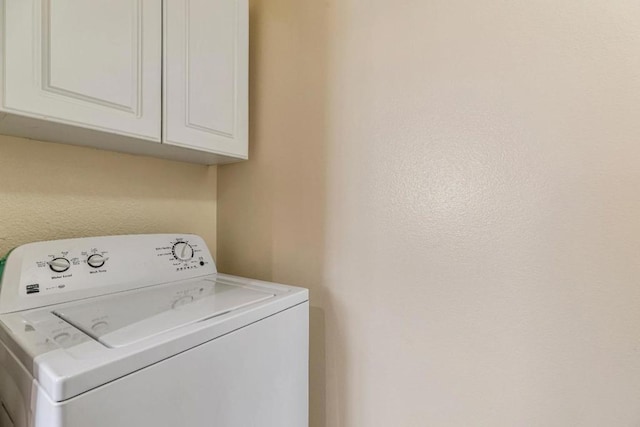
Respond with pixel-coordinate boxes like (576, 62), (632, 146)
(163, 0), (248, 159)
(0, 0), (161, 141)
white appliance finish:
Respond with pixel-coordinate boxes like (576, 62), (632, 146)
(0, 0), (248, 165)
(0, 234), (308, 427)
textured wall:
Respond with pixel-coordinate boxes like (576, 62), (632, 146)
(0, 135), (216, 256)
(218, 0), (640, 426)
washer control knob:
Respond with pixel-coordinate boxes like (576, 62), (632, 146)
(172, 242), (194, 261)
(87, 254), (106, 269)
(49, 258), (70, 273)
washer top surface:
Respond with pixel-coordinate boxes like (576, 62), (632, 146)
(54, 279), (275, 348)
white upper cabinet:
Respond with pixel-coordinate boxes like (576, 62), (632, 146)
(0, 0), (162, 141)
(163, 0), (248, 159)
(0, 0), (248, 164)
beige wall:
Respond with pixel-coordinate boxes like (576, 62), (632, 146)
(218, 0), (640, 426)
(0, 136), (217, 256)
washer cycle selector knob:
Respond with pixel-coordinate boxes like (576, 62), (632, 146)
(49, 258), (70, 273)
(172, 242), (194, 261)
(87, 254), (106, 268)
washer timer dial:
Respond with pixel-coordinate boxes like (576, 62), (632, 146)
(172, 242), (194, 261)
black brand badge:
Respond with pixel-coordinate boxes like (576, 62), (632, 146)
(26, 284), (40, 294)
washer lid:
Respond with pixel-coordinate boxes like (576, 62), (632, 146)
(53, 279), (275, 348)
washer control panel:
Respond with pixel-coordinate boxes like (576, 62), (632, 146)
(0, 234), (216, 313)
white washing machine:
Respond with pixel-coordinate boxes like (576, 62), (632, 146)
(0, 234), (308, 427)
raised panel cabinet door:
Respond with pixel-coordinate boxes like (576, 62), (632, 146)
(0, 0), (161, 141)
(163, 0), (249, 159)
